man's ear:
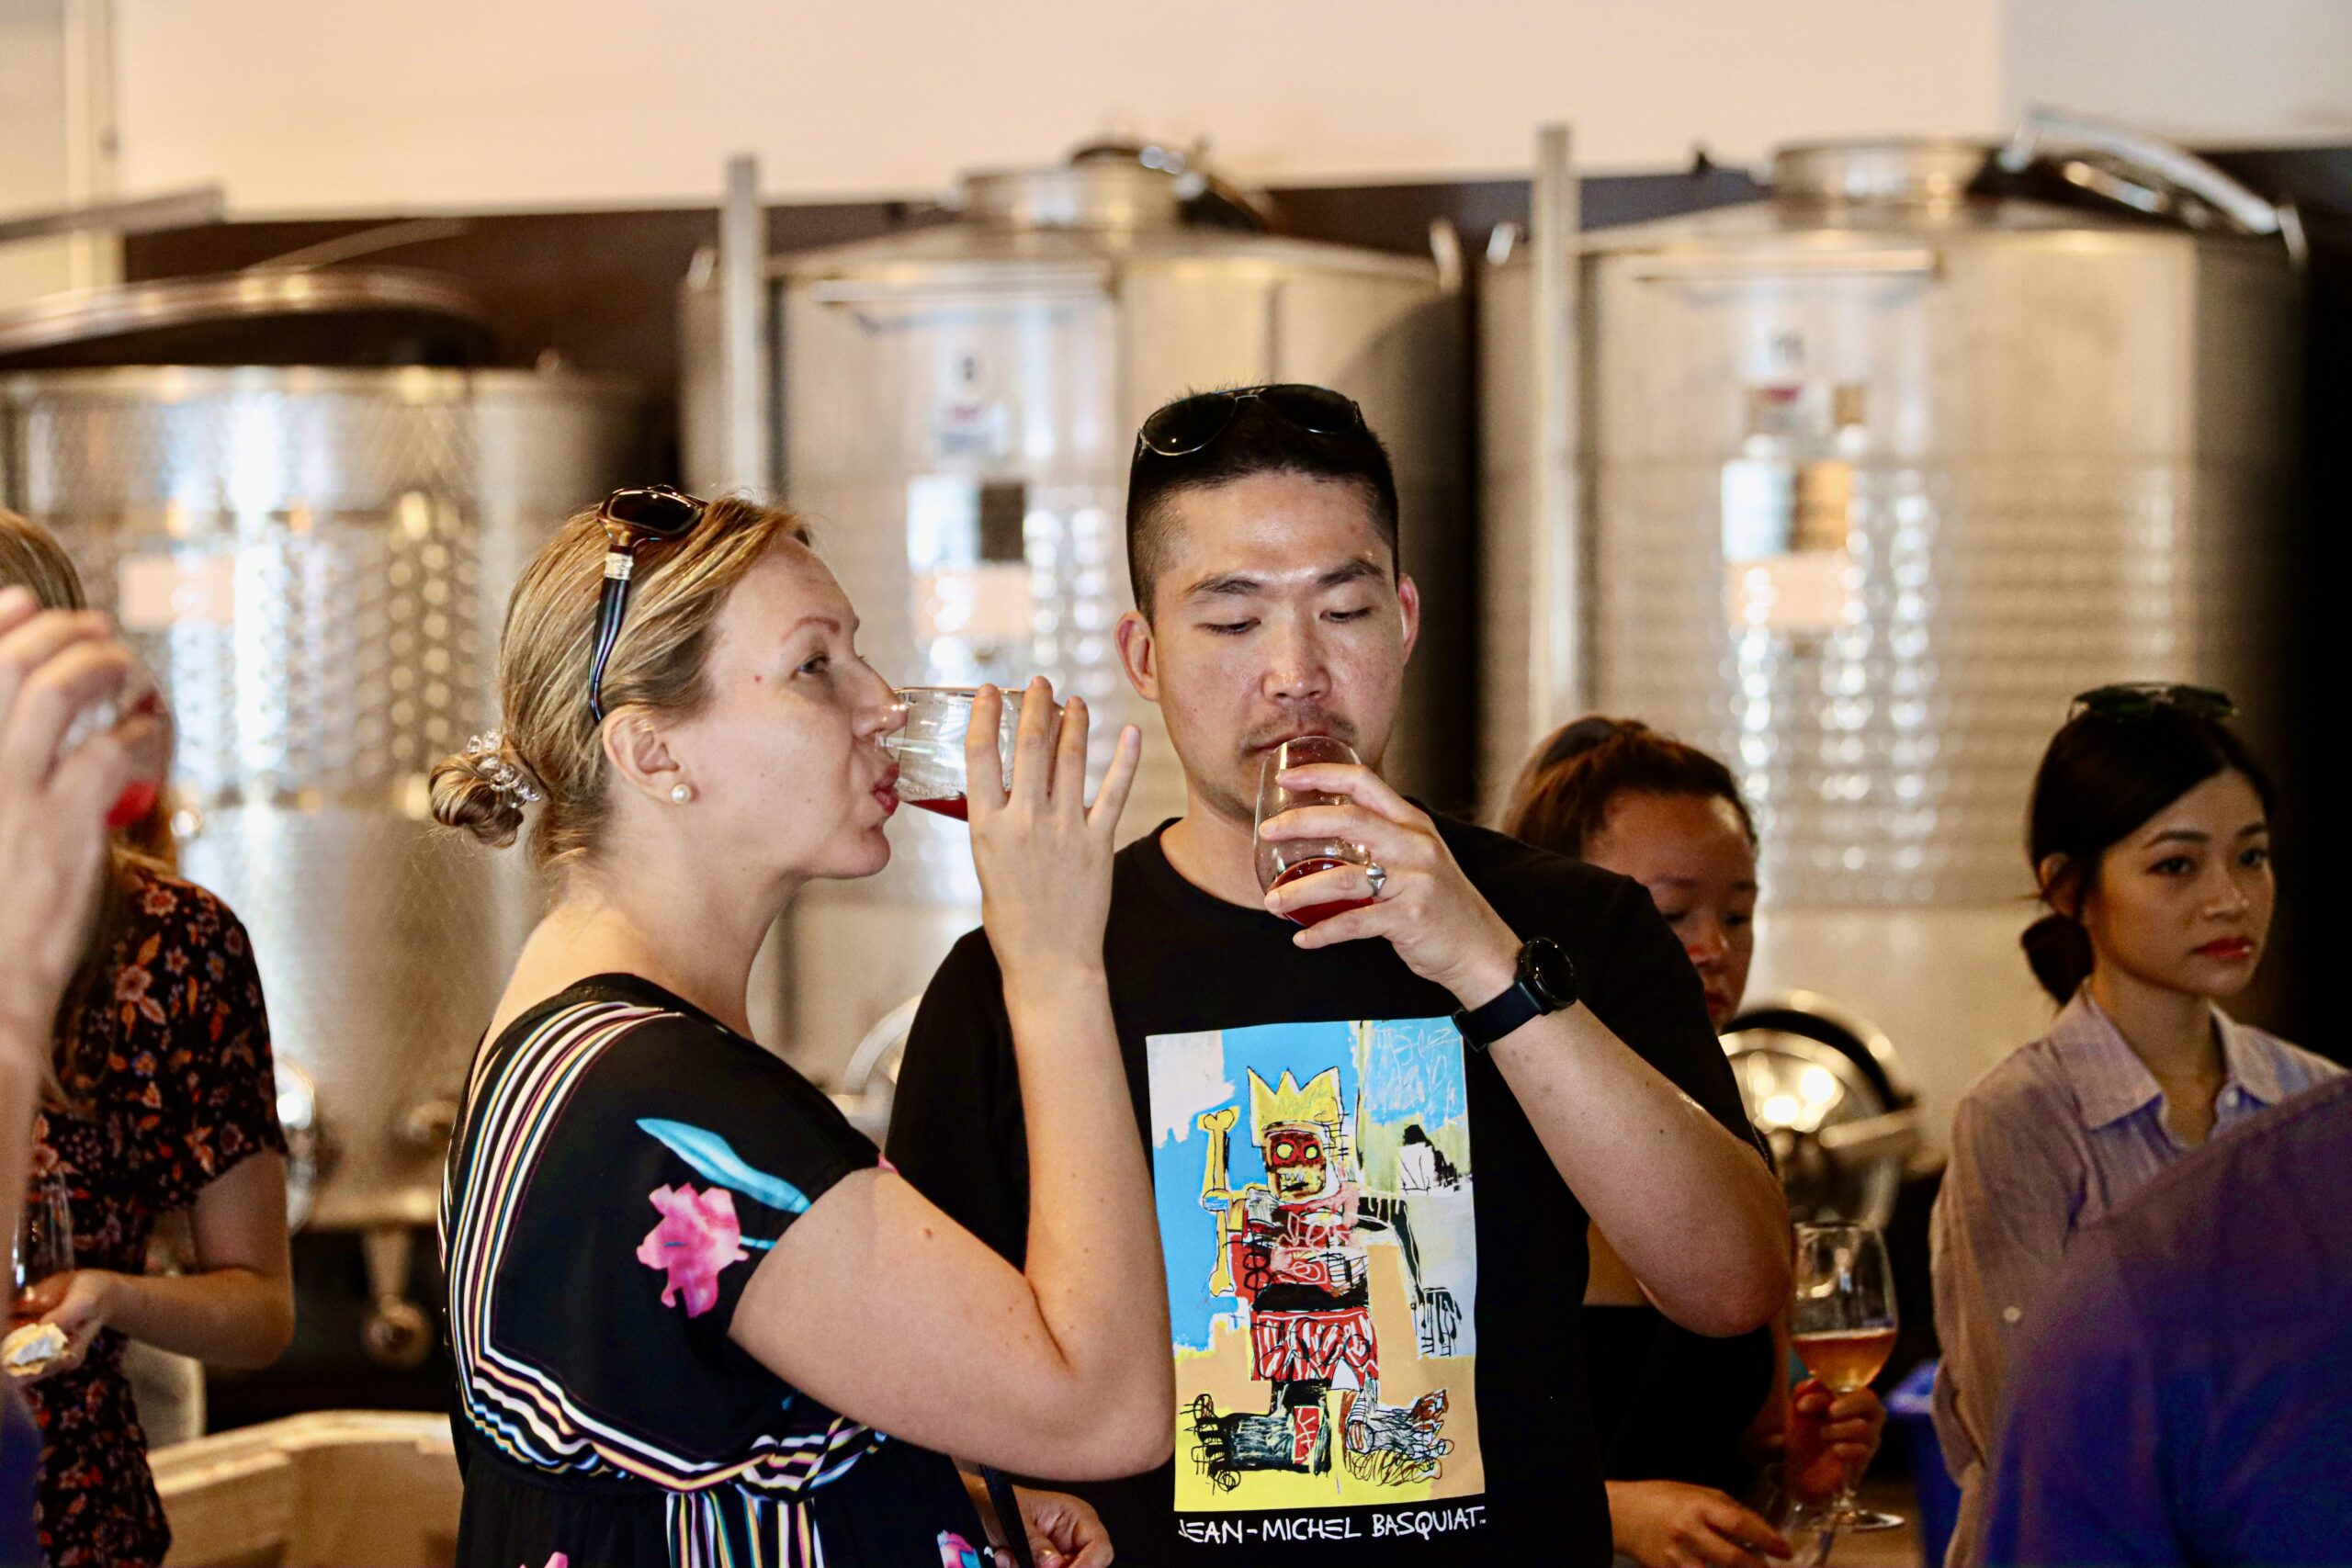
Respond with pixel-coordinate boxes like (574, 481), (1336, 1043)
(603, 709), (687, 803)
(1115, 608), (1161, 705)
(1396, 571), (1421, 663)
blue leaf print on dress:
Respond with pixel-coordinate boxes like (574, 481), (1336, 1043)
(637, 1118), (813, 1222)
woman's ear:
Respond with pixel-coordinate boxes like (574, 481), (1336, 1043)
(2037, 852), (2082, 919)
(603, 710), (686, 804)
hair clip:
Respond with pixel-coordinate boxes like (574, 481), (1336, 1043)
(464, 730), (543, 807)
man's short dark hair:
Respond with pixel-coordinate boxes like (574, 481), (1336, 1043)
(1124, 389), (1399, 617)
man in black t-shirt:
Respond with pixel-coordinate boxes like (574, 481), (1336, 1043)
(888, 386), (1790, 1566)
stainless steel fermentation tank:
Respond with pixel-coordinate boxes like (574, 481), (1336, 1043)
(684, 152), (1466, 1089)
(1482, 127), (2301, 1156)
(0, 273), (638, 1358)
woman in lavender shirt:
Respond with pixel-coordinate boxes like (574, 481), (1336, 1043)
(1928, 686), (2342, 1567)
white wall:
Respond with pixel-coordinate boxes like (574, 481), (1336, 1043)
(2004, 0), (2352, 144)
(113, 0), (2007, 214)
(0, 0), (118, 303)
(2, 0), (76, 298)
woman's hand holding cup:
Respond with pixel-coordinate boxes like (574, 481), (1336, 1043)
(964, 678), (1139, 998)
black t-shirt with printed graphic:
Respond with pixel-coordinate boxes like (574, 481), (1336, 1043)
(888, 817), (1765, 1567)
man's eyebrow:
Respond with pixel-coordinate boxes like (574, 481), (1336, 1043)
(1182, 573), (1263, 600)
(1318, 559), (1387, 590)
(1180, 560), (1388, 601)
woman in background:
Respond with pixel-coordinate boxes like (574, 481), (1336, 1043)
(1501, 717), (1885, 1568)
(0, 585), (172, 1568)
(1, 512), (294, 1568)
(1929, 686), (2340, 1566)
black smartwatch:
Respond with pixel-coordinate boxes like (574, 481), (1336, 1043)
(1452, 938), (1578, 1052)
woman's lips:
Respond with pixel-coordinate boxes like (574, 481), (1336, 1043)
(873, 765), (900, 818)
(2194, 936), (2256, 960)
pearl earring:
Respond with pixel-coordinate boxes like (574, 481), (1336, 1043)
(670, 783), (693, 805)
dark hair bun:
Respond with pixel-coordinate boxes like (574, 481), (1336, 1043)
(2020, 912), (2096, 1005)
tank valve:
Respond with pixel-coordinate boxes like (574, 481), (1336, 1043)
(398, 1097), (459, 1152)
(363, 1295), (435, 1371)
(359, 1224), (435, 1371)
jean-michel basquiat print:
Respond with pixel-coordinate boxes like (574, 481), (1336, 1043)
(1148, 1017), (1482, 1514)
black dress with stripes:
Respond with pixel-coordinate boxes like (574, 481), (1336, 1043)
(440, 975), (987, 1568)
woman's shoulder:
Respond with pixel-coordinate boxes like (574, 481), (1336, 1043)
(502, 976), (859, 1138)
(117, 863), (254, 953)
(1950, 1024), (2091, 1155)
(2228, 1021), (2346, 1100)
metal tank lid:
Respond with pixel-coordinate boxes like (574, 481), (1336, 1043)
(956, 159), (1189, 231)
(774, 144), (1441, 283)
(1768, 141), (1996, 207)
(0, 266), (493, 370)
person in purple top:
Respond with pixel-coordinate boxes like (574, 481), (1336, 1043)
(1982, 1073), (2352, 1566)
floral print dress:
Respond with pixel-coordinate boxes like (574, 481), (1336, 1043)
(439, 975), (986, 1568)
(24, 867), (287, 1568)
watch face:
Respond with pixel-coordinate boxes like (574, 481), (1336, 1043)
(1521, 939), (1573, 1009)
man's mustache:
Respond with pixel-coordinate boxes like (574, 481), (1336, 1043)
(1239, 714), (1358, 753)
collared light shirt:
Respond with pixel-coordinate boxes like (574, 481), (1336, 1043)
(1927, 990), (2343, 1567)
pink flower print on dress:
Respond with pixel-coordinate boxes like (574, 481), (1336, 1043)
(634, 1183), (751, 1317)
(521, 1556), (568, 1568)
(937, 1532), (992, 1568)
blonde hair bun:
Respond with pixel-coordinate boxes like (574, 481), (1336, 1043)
(429, 732), (538, 848)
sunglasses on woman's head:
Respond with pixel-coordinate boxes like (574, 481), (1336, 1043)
(2068, 682), (2238, 723)
(1133, 383), (1367, 460)
(588, 485), (708, 723)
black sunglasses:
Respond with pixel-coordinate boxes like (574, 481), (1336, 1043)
(1134, 383), (1367, 459)
(2069, 682), (2238, 723)
(588, 485), (708, 723)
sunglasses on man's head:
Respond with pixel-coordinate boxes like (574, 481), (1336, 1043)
(2068, 682), (2238, 723)
(588, 484), (708, 723)
(1134, 384), (1367, 460)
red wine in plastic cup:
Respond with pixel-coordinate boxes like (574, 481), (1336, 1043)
(910, 794), (969, 822)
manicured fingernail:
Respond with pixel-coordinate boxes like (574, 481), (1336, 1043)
(107, 779), (159, 829)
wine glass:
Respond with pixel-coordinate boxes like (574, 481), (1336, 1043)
(60, 663), (171, 830)
(1741, 1462), (1838, 1567)
(1788, 1221), (1904, 1533)
(12, 1172), (74, 1317)
(1254, 736), (1374, 927)
(882, 687), (1029, 822)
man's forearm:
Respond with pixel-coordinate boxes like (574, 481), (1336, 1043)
(1487, 1004), (1789, 1335)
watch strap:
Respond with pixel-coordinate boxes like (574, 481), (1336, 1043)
(1453, 978), (1544, 1053)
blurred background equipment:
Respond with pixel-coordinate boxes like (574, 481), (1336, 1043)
(0, 261), (641, 1368)
(151, 1411), (460, 1567)
(1723, 991), (1919, 1231)
(681, 142), (1468, 1089)
(1481, 124), (2303, 1164)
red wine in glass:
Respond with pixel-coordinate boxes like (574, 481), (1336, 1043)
(1270, 858), (1374, 928)
(1255, 737), (1375, 924)
(884, 687), (1044, 827)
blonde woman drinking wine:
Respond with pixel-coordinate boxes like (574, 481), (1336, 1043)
(434, 489), (1169, 1568)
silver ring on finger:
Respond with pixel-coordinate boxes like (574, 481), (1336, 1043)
(1364, 862), (1387, 898)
